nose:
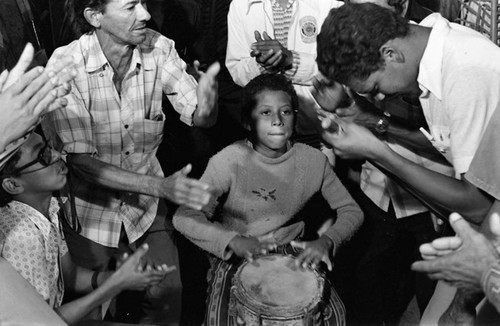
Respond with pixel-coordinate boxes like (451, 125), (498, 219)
(137, 3), (151, 22)
(50, 148), (62, 164)
(271, 112), (284, 126)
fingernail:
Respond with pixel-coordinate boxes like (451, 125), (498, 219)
(449, 213), (460, 222)
(47, 70), (55, 77)
(50, 77), (59, 85)
(142, 243), (149, 250)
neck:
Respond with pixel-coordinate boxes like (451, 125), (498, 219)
(406, 24), (432, 66)
(15, 193), (53, 219)
(95, 30), (134, 74)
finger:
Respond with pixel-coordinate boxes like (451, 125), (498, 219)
(489, 212), (500, 238)
(448, 212), (474, 240)
(245, 251), (253, 262)
(204, 61), (220, 78)
(0, 69), (8, 90)
(4, 43), (35, 90)
(254, 30), (263, 42)
(46, 97), (69, 113)
(7, 66), (45, 95)
(290, 240), (306, 250)
(129, 243), (149, 265)
(264, 51), (283, 68)
(430, 236), (462, 251)
(179, 164), (192, 176)
(262, 31), (272, 40)
(322, 255), (333, 271)
(411, 259), (443, 274)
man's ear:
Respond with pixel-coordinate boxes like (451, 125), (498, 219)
(84, 7), (103, 29)
(380, 42), (405, 64)
(1, 178), (24, 196)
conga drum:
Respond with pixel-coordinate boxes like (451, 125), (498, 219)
(229, 254), (333, 326)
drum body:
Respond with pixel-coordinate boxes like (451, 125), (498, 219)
(229, 254), (327, 326)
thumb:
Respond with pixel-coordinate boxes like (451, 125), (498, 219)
(254, 31), (263, 42)
(290, 240), (306, 250)
(5, 43), (35, 90)
(129, 243), (149, 265)
(323, 255), (333, 272)
(449, 212), (474, 240)
(262, 31), (272, 40)
(179, 164), (192, 176)
(205, 61), (220, 78)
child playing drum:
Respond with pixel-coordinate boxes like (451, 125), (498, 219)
(173, 74), (363, 325)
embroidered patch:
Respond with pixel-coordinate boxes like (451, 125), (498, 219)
(300, 16), (318, 43)
(252, 188), (276, 201)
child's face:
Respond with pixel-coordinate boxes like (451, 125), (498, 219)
(13, 133), (67, 194)
(250, 90), (294, 158)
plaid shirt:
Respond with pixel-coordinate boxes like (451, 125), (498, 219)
(43, 30), (198, 247)
(361, 143), (455, 218)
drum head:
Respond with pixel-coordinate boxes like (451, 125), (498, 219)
(239, 255), (319, 308)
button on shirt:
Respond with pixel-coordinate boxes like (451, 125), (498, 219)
(0, 199), (67, 308)
(43, 30), (198, 247)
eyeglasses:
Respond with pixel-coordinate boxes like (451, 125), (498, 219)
(11, 142), (58, 175)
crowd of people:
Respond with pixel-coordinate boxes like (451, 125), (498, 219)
(1, 0), (500, 325)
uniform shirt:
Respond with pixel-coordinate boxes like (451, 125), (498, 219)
(43, 29), (198, 247)
(0, 199), (67, 308)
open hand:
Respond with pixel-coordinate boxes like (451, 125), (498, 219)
(412, 212), (500, 290)
(228, 235), (277, 261)
(112, 243), (176, 291)
(291, 235), (334, 271)
(161, 164), (213, 210)
(194, 61), (219, 127)
(250, 31), (292, 71)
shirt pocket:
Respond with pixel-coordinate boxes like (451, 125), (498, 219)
(133, 113), (165, 155)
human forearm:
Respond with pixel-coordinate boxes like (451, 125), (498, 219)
(371, 147), (492, 222)
(68, 154), (163, 197)
(56, 274), (122, 324)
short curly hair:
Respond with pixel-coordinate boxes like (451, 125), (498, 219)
(240, 74), (299, 128)
(317, 3), (409, 84)
(66, 0), (110, 35)
(0, 150), (22, 207)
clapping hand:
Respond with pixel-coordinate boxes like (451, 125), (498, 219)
(228, 235), (277, 262)
(250, 31), (292, 72)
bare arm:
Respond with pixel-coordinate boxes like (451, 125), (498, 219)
(321, 116), (493, 223)
(56, 245), (173, 325)
(68, 154), (212, 210)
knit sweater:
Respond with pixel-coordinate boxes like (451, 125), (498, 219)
(173, 140), (363, 259)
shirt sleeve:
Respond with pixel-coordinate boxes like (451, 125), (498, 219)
(173, 154), (239, 260)
(445, 66), (500, 174)
(320, 158), (364, 255)
(160, 38), (198, 126)
(225, 1), (263, 87)
(481, 260), (500, 313)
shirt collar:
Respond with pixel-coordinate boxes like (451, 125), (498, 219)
(10, 198), (60, 242)
(247, 0), (297, 13)
(84, 32), (152, 73)
(418, 13), (449, 100)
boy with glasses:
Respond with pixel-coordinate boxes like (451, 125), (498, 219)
(0, 132), (174, 324)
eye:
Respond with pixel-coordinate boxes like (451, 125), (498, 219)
(281, 109), (293, 116)
(260, 110), (271, 116)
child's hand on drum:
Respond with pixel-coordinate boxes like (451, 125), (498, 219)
(228, 235), (277, 261)
(291, 235), (334, 271)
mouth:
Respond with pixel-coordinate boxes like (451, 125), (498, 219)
(58, 161), (68, 175)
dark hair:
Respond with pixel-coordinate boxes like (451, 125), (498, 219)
(387, 0), (407, 15)
(317, 3), (409, 84)
(66, 0), (109, 35)
(0, 150), (23, 207)
(240, 74), (299, 128)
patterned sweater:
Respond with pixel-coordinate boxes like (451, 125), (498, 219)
(173, 140), (363, 259)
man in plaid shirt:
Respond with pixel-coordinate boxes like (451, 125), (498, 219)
(42, 0), (219, 323)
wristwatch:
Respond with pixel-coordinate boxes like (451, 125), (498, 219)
(375, 111), (391, 134)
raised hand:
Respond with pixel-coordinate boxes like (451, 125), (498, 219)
(250, 31), (293, 72)
(160, 164), (213, 211)
(291, 235), (334, 271)
(194, 61), (219, 127)
(0, 43), (76, 151)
